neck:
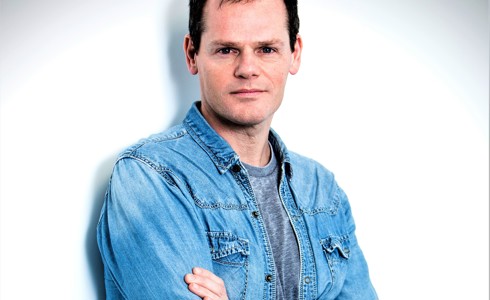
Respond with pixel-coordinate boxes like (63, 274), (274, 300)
(224, 128), (271, 167)
(209, 121), (271, 166)
(205, 120), (272, 167)
(199, 103), (273, 166)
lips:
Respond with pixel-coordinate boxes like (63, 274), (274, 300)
(230, 89), (265, 95)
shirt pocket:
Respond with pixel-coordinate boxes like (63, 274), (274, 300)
(207, 231), (249, 300)
(320, 235), (350, 286)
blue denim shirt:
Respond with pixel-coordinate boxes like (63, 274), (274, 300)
(97, 102), (377, 300)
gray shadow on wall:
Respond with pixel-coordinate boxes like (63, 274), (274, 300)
(165, 0), (200, 127)
(85, 1), (200, 298)
(86, 155), (116, 299)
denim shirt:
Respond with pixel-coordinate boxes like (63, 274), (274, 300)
(97, 102), (378, 300)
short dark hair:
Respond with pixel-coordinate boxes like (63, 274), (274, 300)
(189, 0), (299, 53)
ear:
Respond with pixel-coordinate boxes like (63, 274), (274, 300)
(289, 34), (303, 75)
(184, 34), (199, 75)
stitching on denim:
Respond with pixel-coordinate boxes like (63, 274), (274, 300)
(298, 183), (341, 216)
(212, 258), (245, 267)
(289, 182), (341, 217)
(306, 220), (318, 299)
(210, 245), (249, 259)
(207, 231), (233, 238)
(277, 174), (318, 298)
(210, 256), (249, 299)
(206, 231), (250, 299)
(320, 235), (350, 290)
(207, 232), (250, 256)
(228, 167), (275, 300)
(330, 182), (342, 214)
(299, 207), (329, 215)
(292, 215), (318, 299)
(122, 128), (187, 156)
(126, 155), (177, 187)
(126, 154), (247, 210)
(233, 169), (257, 201)
(241, 256), (249, 300)
(149, 129), (186, 141)
(191, 185), (249, 210)
(184, 121), (236, 171)
(320, 235), (351, 258)
(319, 235), (350, 246)
(181, 171), (246, 209)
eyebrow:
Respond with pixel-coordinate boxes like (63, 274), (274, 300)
(208, 39), (285, 49)
(209, 40), (240, 49)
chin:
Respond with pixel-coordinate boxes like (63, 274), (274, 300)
(229, 113), (272, 127)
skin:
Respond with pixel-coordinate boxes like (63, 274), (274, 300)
(183, 0), (303, 298)
(184, 0), (302, 166)
(184, 267), (229, 300)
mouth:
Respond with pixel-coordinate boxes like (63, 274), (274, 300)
(230, 89), (265, 97)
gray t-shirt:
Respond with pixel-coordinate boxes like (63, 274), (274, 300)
(243, 145), (300, 300)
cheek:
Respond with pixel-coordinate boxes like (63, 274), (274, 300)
(270, 69), (290, 90)
(201, 66), (225, 88)
(201, 76), (225, 99)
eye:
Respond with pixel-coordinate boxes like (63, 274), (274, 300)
(261, 47), (276, 54)
(217, 47), (235, 55)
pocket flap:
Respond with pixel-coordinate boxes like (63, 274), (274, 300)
(320, 235), (350, 259)
(207, 231), (249, 260)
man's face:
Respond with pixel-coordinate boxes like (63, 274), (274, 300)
(185, 0), (302, 129)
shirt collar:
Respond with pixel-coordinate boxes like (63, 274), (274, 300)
(269, 129), (293, 179)
(183, 101), (293, 178)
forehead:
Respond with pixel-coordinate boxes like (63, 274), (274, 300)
(202, 0), (289, 41)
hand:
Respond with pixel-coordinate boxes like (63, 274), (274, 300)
(184, 267), (229, 300)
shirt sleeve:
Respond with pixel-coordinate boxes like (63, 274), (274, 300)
(336, 187), (378, 300)
(97, 157), (214, 299)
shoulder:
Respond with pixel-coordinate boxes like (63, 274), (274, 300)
(287, 151), (345, 215)
(288, 151), (335, 184)
(114, 124), (195, 168)
(112, 124), (216, 179)
(121, 125), (187, 157)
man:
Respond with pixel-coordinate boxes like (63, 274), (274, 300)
(97, 0), (378, 299)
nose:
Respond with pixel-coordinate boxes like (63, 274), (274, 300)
(234, 50), (260, 79)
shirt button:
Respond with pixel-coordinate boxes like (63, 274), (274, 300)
(304, 276), (311, 284)
(232, 165), (241, 172)
(252, 211), (259, 218)
(265, 274), (273, 282)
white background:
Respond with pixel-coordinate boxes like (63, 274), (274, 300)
(0, 0), (488, 299)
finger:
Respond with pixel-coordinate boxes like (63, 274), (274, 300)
(185, 273), (223, 298)
(193, 267), (223, 283)
(192, 267), (226, 296)
(184, 268), (227, 299)
(186, 280), (215, 299)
